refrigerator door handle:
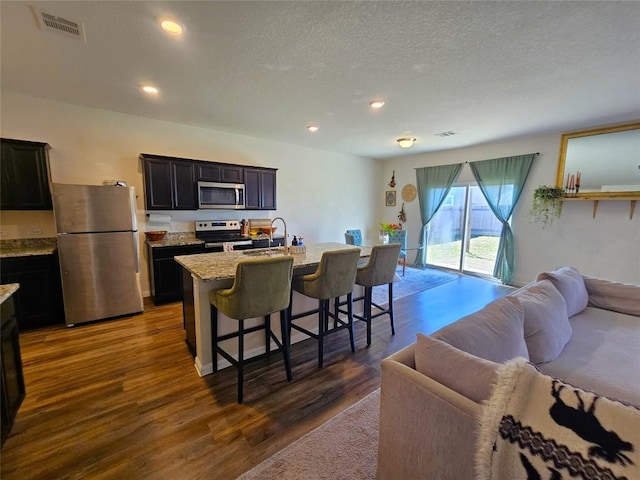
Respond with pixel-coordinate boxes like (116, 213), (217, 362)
(133, 232), (140, 273)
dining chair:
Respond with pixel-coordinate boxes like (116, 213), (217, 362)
(386, 229), (407, 275)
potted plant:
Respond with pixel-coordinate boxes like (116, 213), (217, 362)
(530, 185), (564, 228)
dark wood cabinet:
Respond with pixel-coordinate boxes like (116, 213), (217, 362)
(196, 163), (243, 184)
(148, 244), (204, 305)
(141, 153), (275, 211)
(245, 168), (277, 210)
(1, 138), (52, 211)
(0, 255), (65, 330)
(141, 155), (197, 210)
(1, 294), (26, 446)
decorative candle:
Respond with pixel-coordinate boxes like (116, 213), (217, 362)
(566, 172), (571, 190)
(570, 174), (575, 189)
(576, 171), (581, 185)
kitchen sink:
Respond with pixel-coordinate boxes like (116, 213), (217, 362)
(242, 247), (286, 257)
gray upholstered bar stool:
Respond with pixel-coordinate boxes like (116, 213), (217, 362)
(210, 255), (294, 404)
(352, 243), (401, 346)
(288, 248), (361, 368)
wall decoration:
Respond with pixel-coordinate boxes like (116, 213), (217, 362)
(388, 170), (396, 188)
(385, 190), (396, 207)
(401, 184), (417, 202)
(397, 202), (407, 225)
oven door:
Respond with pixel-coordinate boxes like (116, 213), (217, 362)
(198, 182), (245, 209)
(204, 239), (253, 252)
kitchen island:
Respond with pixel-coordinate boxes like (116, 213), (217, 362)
(175, 242), (371, 376)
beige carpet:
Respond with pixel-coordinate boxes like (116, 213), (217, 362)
(236, 389), (380, 480)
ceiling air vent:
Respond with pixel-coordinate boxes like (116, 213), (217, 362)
(31, 7), (86, 42)
(434, 131), (457, 138)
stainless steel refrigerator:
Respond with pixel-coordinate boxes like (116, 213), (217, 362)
(52, 183), (143, 326)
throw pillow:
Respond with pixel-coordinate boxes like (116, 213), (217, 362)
(536, 266), (588, 317)
(432, 297), (529, 363)
(584, 275), (640, 317)
(513, 280), (572, 363)
(415, 333), (500, 403)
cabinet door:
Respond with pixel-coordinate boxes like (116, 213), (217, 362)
(196, 162), (221, 182)
(172, 161), (197, 209)
(221, 166), (244, 183)
(1, 307), (25, 446)
(0, 139), (52, 210)
(151, 245), (203, 304)
(244, 169), (261, 209)
(260, 169), (277, 210)
(244, 168), (277, 210)
(143, 158), (173, 210)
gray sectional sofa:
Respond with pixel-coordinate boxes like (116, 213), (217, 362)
(376, 267), (640, 480)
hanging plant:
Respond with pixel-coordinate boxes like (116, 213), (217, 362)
(397, 202), (407, 226)
(529, 185), (564, 228)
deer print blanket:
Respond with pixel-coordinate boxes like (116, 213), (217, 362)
(476, 358), (639, 480)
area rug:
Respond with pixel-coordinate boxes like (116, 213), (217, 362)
(236, 389), (380, 480)
(371, 265), (460, 306)
(476, 358), (640, 480)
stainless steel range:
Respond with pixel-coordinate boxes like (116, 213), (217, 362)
(194, 220), (253, 251)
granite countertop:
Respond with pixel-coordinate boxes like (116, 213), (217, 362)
(175, 242), (371, 283)
(0, 238), (58, 258)
(0, 283), (20, 305)
(146, 232), (204, 248)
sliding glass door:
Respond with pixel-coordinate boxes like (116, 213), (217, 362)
(426, 184), (502, 276)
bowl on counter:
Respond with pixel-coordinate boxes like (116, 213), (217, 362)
(260, 227), (278, 235)
(144, 230), (167, 241)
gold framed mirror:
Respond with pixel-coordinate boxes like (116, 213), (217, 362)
(556, 121), (640, 198)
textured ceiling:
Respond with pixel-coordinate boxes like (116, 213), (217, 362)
(1, 1), (639, 159)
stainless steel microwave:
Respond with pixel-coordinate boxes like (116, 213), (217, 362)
(197, 181), (245, 209)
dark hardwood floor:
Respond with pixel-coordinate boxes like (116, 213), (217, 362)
(1, 275), (511, 480)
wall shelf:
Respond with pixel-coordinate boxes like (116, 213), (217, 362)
(560, 196), (640, 219)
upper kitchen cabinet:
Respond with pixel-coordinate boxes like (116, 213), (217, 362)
(196, 162), (244, 183)
(0, 138), (52, 210)
(245, 167), (277, 210)
(141, 154), (197, 210)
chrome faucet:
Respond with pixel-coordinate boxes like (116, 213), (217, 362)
(270, 217), (288, 254)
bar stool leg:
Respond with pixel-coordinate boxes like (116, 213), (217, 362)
(265, 314), (271, 354)
(280, 309), (293, 381)
(388, 282), (395, 335)
(318, 299), (325, 368)
(347, 292), (355, 352)
(211, 304), (219, 372)
(364, 286), (373, 347)
(237, 319), (245, 403)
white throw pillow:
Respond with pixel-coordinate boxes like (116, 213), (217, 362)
(513, 280), (572, 363)
(537, 266), (588, 317)
(432, 296), (529, 363)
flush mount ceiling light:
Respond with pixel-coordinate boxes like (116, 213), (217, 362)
(141, 85), (159, 95)
(159, 18), (184, 35)
(396, 137), (416, 148)
(370, 100), (385, 109)
(307, 125), (319, 133)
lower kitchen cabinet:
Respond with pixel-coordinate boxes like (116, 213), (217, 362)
(148, 244), (204, 305)
(1, 293), (26, 446)
(0, 255), (64, 330)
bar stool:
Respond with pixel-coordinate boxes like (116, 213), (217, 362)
(289, 248), (361, 368)
(210, 255), (294, 404)
(351, 243), (401, 346)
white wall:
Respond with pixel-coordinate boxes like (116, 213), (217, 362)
(381, 134), (640, 285)
(1, 93), (382, 296)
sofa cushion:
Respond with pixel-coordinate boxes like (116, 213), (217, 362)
(513, 280), (572, 363)
(537, 307), (640, 407)
(583, 276), (640, 317)
(432, 297), (529, 363)
(415, 333), (499, 403)
(536, 266), (588, 317)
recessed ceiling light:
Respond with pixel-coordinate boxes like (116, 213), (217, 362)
(396, 137), (416, 148)
(307, 125), (319, 133)
(160, 19), (184, 35)
(141, 85), (159, 95)
(370, 100), (385, 109)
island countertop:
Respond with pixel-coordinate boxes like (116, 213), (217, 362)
(175, 242), (371, 283)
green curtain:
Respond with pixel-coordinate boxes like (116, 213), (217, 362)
(414, 163), (463, 267)
(469, 154), (536, 284)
